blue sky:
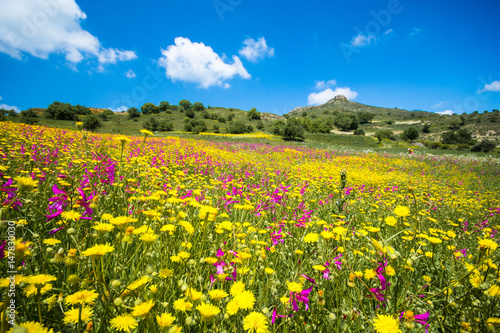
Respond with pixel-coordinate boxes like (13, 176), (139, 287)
(0, 0), (499, 115)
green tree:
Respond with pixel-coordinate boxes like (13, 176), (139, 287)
(401, 126), (420, 143)
(185, 109), (195, 118)
(422, 124), (431, 133)
(127, 107), (141, 119)
(334, 114), (359, 131)
(159, 101), (170, 112)
(45, 101), (78, 120)
(141, 103), (157, 115)
(247, 108), (261, 120)
(82, 115), (102, 132)
(358, 112), (375, 124)
(193, 102), (205, 111)
(179, 99), (192, 109)
(282, 121), (305, 141)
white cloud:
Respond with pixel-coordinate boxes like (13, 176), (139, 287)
(315, 80), (336, 89)
(98, 49), (137, 64)
(238, 37), (275, 62)
(478, 80), (500, 93)
(0, 103), (20, 112)
(351, 34), (377, 47)
(384, 29), (394, 35)
(408, 27), (423, 38)
(158, 37), (250, 88)
(125, 69), (136, 79)
(308, 87), (358, 105)
(436, 110), (454, 116)
(0, 96), (2, 100)
(432, 101), (451, 109)
(108, 106), (128, 112)
(0, 0), (136, 66)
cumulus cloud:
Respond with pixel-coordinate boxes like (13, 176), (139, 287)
(238, 37), (274, 62)
(108, 106), (128, 112)
(0, 0), (136, 65)
(315, 80), (336, 89)
(478, 80), (500, 93)
(308, 87), (358, 105)
(125, 69), (136, 79)
(436, 110), (454, 116)
(158, 37), (250, 88)
(0, 103), (20, 112)
(351, 34), (377, 47)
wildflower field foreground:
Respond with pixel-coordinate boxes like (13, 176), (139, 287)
(1, 121), (500, 333)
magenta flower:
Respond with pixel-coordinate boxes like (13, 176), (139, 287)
(400, 311), (430, 332)
(46, 184), (69, 221)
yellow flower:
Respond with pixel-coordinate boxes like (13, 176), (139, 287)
(122, 276), (151, 296)
(63, 306), (93, 324)
(312, 265), (326, 272)
(140, 232), (159, 245)
(394, 206), (410, 218)
(230, 281), (246, 296)
(469, 274), (482, 289)
(132, 300), (155, 317)
(373, 314), (402, 333)
(196, 303), (220, 323)
(82, 243), (114, 259)
(26, 274), (57, 289)
(208, 289), (228, 302)
(385, 216), (397, 226)
(364, 269), (377, 280)
(159, 268), (173, 279)
(23, 283), (52, 297)
(242, 311), (269, 333)
(485, 284), (500, 297)
(287, 282), (303, 293)
(140, 129), (154, 137)
(234, 290), (255, 310)
(386, 265), (396, 276)
(303, 233), (319, 243)
(226, 299), (240, 315)
(156, 313), (175, 329)
(61, 210), (82, 222)
(110, 216), (138, 228)
(479, 239), (498, 251)
(427, 237), (442, 244)
(65, 289), (98, 305)
(43, 238), (61, 245)
(110, 314), (138, 332)
(264, 267), (275, 274)
(173, 299), (193, 312)
(7, 321), (54, 333)
(114, 135), (132, 146)
(14, 176), (38, 191)
(185, 288), (202, 301)
(92, 223), (115, 233)
(423, 275), (431, 283)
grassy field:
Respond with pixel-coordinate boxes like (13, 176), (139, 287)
(1, 122), (500, 332)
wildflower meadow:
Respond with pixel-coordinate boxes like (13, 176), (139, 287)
(1, 121), (499, 333)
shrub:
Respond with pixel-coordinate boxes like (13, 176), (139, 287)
(217, 115), (226, 123)
(375, 130), (395, 142)
(213, 125), (219, 133)
(45, 101), (78, 120)
(441, 144), (450, 150)
(282, 122), (305, 141)
(358, 112), (375, 124)
(82, 115), (102, 132)
(471, 140), (496, 153)
(185, 109), (195, 118)
(228, 121), (249, 134)
(256, 121), (264, 130)
(457, 143), (470, 151)
(353, 129), (365, 136)
(184, 119), (207, 133)
(428, 141), (442, 149)
(422, 124), (431, 133)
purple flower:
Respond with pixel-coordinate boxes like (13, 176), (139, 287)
(400, 311), (430, 333)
